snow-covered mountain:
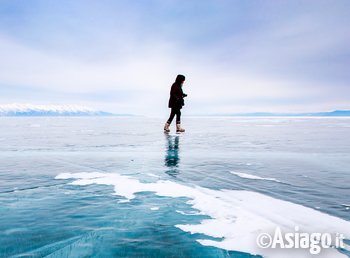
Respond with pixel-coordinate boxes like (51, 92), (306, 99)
(0, 104), (113, 116)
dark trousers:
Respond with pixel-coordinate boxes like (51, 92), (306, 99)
(167, 108), (181, 124)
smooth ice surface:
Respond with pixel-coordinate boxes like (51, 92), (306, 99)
(1, 117), (350, 257)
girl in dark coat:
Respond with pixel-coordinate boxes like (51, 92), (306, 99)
(164, 74), (187, 133)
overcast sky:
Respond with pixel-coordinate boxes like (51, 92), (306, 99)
(0, 0), (349, 116)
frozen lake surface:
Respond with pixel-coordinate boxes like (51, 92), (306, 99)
(0, 117), (350, 257)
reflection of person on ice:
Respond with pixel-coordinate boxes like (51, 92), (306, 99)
(164, 74), (187, 133)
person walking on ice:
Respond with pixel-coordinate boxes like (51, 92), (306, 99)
(164, 74), (187, 133)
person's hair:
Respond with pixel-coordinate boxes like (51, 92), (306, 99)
(175, 74), (185, 84)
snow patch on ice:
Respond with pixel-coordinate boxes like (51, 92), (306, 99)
(146, 173), (160, 178)
(230, 171), (281, 182)
(176, 210), (202, 216)
(56, 172), (350, 258)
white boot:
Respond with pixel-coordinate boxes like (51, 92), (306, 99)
(176, 123), (185, 133)
(164, 122), (170, 132)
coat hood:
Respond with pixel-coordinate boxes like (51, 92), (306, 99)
(175, 74), (185, 84)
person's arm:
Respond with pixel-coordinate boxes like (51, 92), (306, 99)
(179, 86), (187, 98)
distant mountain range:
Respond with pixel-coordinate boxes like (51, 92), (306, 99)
(1, 104), (349, 117)
(218, 110), (350, 117)
(0, 104), (115, 116)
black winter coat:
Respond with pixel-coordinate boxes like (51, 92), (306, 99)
(168, 83), (186, 109)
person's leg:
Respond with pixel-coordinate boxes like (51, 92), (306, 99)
(164, 108), (176, 132)
(175, 109), (181, 124)
(176, 109), (185, 132)
(167, 108), (176, 124)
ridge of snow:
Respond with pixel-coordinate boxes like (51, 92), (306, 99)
(0, 103), (109, 116)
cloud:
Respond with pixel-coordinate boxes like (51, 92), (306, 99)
(0, 0), (349, 115)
